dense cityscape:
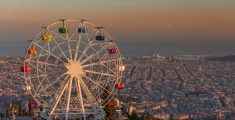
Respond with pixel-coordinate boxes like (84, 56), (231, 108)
(1, 0), (235, 120)
(0, 53), (234, 120)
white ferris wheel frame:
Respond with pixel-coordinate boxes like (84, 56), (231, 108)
(23, 19), (124, 120)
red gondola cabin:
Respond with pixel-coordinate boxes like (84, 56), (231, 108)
(107, 101), (118, 107)
(115, 83), (125, 89)
(21, 66), (30, 73)
(29, 103), (38, 109)
(108, 48), (119, 54)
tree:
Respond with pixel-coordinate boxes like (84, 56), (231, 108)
(104, 106), (117, 119)
(144, 113), (154, 120)
(129, 110), (140, 120)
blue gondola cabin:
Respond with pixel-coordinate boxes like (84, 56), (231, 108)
(78, 28), (86, 33)
(96, 35), (105, 41)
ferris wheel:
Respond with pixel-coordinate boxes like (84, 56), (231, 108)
(21, 19), (125, 120)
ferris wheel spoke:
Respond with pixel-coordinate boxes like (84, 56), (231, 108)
(28, 62), (45, 74)
(72, 77), (81, 103)
(76, 77), (86, 119)
(67, 39), (73, 60)
(27, 53), (48, 60)
(80, 43), (112, 65)
(77, 32), (97, 61)
(66, 77), (73, 119)
(43, 62), (63, 68)
(47, 42), (51, 53)
(86, 62), (117, 78)
(48, 31), (69, 61)
(29, 43), (56, 61)
(82, 58), (121, 68)
(38, 73), (68, 93)
(79, 77), (96, 101)
(83, 75), (113, 95)
(30, 60), (60, 67)
(84, 70), (118, 79)
(99, 63), (117, 77)
(78, 41), (93, 61)
(26, 75), (47, 93)
(91, 41), (112, 46)
(27, 42), (48, 60)
(79, 78), (101, 112)
(74, 35), (81, 60)
(33, 43), (66, 64)
(37, 44), (65, 63)
(50, 78), (70, 115)
(50, 30), (67, 41)
(28, 74), (48, 79)
(50, 29), (75, 61)
(69, 28), (78, 40)
(83, 60), (117, 76)
(36, 68), (46, 92)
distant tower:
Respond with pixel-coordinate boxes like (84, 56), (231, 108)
(198, 65), (203, 72)
(151, 51), (157, 57)
(128, 105), (135, 116)
(0, 59), (5, 64)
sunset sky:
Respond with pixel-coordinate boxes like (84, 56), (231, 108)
(1, 0), (235, 56)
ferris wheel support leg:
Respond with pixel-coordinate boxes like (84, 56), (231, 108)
(77, 77), (86, 120)
(65, 78), (73, 120)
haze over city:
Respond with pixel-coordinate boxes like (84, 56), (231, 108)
(1, 0), (235, 56)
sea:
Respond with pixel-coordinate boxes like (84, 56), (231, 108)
(0, 40), (234, 57)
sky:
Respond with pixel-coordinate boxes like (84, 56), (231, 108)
(1, 0), (235, 56)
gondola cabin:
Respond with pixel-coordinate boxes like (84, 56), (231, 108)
(59, 27), (68, 33)
(107, 101), (117, 107)
(96, 35), (105, 41)
(41, 34), (52, 41)
(115, 83), (125, 89)
(108, 48), (119, 54)
(107, 98), (120, 107)
(22, 85), (31, 91)
(21, 66), (30, 73)
(29, 103), (38, 109)
(78, 27), (86, 33)
(119, 65), (125, 72)
(27, 49), (37, 55)
(26, 85), (31, 91)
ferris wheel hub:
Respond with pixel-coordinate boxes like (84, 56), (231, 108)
(65, 59), (84, 78)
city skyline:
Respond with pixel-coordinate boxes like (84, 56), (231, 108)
(1, 0), (235, 56)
